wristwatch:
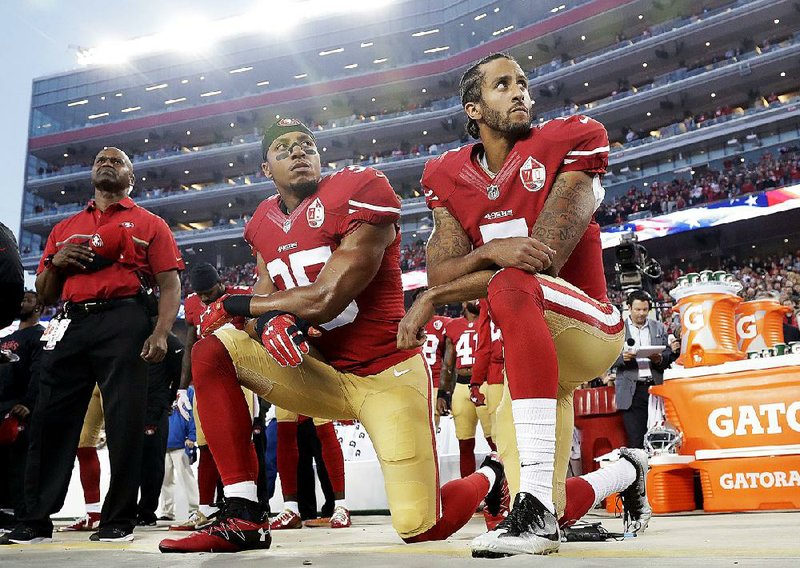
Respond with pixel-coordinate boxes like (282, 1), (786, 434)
(43, 254), (56, 269)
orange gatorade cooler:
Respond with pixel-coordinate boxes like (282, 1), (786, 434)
(652, 356), (800, 454)
(646, 455), (696, 514)
(735, 298), (791, 352)
(693, 454), (800, 512)
(670, 278), (745, 368)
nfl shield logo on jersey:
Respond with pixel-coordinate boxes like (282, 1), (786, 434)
(433, 319), (443, 330)
(486, 184), (500, 200)
(307, 197), (325, 228)
(520, 156), (546, 192)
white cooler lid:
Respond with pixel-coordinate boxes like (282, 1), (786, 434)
(693, 444), (800, 460)
(649, 454), (694, 465)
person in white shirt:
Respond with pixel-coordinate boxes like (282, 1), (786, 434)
(613, 290), (673, 448)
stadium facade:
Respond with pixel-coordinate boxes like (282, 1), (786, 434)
(18, 0), (800, 283)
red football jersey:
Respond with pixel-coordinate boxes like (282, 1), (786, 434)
(445, 316), (479, 371)
(422, 115), (610, 302)
(244, 165), (414, 376)
(422, 315), (452, 388)
(472, 307), (505, 386)
(184, 285), (252, 334)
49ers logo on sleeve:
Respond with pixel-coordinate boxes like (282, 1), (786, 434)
(306, 197), (325, 228)
(520, 156), (546, 192)
(90, 234), (103, 248)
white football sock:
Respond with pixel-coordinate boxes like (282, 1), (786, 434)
(512, 398), (557, 514)
(199, 504), (218, 517)
(283, 500), (300, 515)
(85, 501), (101, 514)
(581, 458), (637, 507)
(334, 499), (348, 509)
(223, 481), (258, 503)
(477, 466), (497, 490)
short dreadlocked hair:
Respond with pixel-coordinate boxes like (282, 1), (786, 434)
(459, 52), (516, 139)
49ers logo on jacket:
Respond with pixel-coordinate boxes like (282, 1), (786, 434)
(90, 234), (104, 248)
(307, 197), (325, 228)
(519, 156), (546, 192)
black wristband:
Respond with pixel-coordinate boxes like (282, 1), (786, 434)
(254, 310), (289, 338)
(437, 389), (451, 405)
(222, 295), (254, 317)
(254, 310), (314, 338)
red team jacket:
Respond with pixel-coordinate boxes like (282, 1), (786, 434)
(243, 166), (416, 377)
(422, 115), (611, 303)
(422, 315), (452, 388)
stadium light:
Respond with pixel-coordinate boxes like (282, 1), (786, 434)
(76, 0), (397, 66)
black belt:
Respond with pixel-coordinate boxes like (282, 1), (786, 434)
(637, 378), (656, 386)
(65, 296), (140, 315)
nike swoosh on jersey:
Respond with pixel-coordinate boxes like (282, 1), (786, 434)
(393, 368), (410, 377)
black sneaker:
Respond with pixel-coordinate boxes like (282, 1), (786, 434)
(158, 497), (271, 553)
(471, 492), (560, 557)
(136, 515), (157, 527)
(619, 447), (652, 534)
(0, 524), (53, 545)
(89, 527), (134, 542)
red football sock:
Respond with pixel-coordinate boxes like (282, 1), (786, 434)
(486, 437), (497, 452)
(403, 473), (490, 543)
(458, 438), (477, 478)
(486, 268), (557, 400)
(276, 421), (299, 499)
(316, 422), (346, 495)
(193, 336), (259, 488)
(559, 476), (597, 529)
(76, 447), (100, 504)
(197, 445), (221, 505)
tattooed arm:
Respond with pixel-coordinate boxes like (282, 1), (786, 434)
(397, 207), (553, 348)
(426, 207), (554, 288)
(530, 170), (597, 276)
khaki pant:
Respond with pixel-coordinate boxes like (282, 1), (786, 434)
(451, 382), (493, 440)
(78, 385), (104, 448)
(215, 328), (438, 539)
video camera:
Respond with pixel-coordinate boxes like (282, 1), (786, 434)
(614, 232), (662, 295)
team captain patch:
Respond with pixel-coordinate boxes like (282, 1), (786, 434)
(307, 197), (325, 228)
(520, 156), (546, 192)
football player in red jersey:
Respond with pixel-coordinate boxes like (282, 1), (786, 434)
(159, 119), (508, 553)
(397, 53), (650, 556)
(441, 301), (495, 478)
(417, 294), (452, 425)
(173, 263), (257, 531)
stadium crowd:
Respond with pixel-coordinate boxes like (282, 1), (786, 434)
(595, 148), (800, 226)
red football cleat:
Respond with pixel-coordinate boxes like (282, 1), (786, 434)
(329, 506), (351, 529)
(59, 512), (101, 532)
(159, 498), (271, 553)
(269, 509), (302, 530)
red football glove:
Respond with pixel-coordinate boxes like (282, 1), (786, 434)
(199, 294), (233, 338)
(469, 384), (486, 407)
(257, 312), (320, 368)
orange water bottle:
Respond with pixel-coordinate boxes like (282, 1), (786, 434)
(670, 273), (745, 367)
(735, 298), (791, 352)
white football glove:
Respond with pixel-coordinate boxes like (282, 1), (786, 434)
(175, 388), (192, 420)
